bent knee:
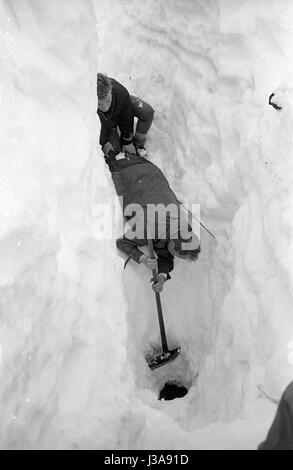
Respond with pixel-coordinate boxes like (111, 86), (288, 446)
(145, 103), (154, 120)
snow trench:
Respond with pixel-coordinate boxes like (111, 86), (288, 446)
(0, 0), (293, 449)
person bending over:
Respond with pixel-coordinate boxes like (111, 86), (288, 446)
(97, 73), (154, 159)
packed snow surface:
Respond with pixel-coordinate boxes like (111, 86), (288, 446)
(1, 0), (293, 449)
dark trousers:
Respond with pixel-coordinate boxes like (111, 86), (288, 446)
(102, 96), (154, 156)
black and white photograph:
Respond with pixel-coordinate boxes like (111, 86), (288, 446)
(0, 0), (293, 452)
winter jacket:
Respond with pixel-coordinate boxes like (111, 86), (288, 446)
(111, 155), (179, 208)
(258, 381), (293, 450)
(113, 155), (184, 279)
(97, 78), (134, 147)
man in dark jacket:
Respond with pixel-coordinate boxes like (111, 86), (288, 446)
(97, 74), (154, 158)
(258, 381), (293, 450)
(110, 154), (200, 293)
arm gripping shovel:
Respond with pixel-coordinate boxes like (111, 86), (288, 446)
(146, 240), (180, 370)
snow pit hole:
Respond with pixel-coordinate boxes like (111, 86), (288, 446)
(158, 380), (189, 401)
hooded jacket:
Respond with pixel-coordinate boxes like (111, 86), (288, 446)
(113, 155), (198, 278)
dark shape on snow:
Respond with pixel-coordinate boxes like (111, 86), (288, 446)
(258, 381), (293, 450)
(159, 381), (188, 401)
(269, 93), (282, 111)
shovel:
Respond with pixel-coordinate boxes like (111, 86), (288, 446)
(146, 240), (180, 370)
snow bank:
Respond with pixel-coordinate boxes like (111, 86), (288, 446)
(0, 0), (134, 449)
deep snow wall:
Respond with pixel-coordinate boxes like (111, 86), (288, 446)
(0, 0), (135, 449)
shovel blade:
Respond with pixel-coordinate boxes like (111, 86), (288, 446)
(147, 347), (181, 370)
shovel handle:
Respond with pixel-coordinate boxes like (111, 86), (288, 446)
(148, 239), (158, 282)
(148, 240), (168, 353)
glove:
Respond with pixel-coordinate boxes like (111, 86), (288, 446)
(139, 254), (158, 270)
(151, 273), (166, 293)
(122, 142), (137, 156)
(102, 141), (115, 157)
